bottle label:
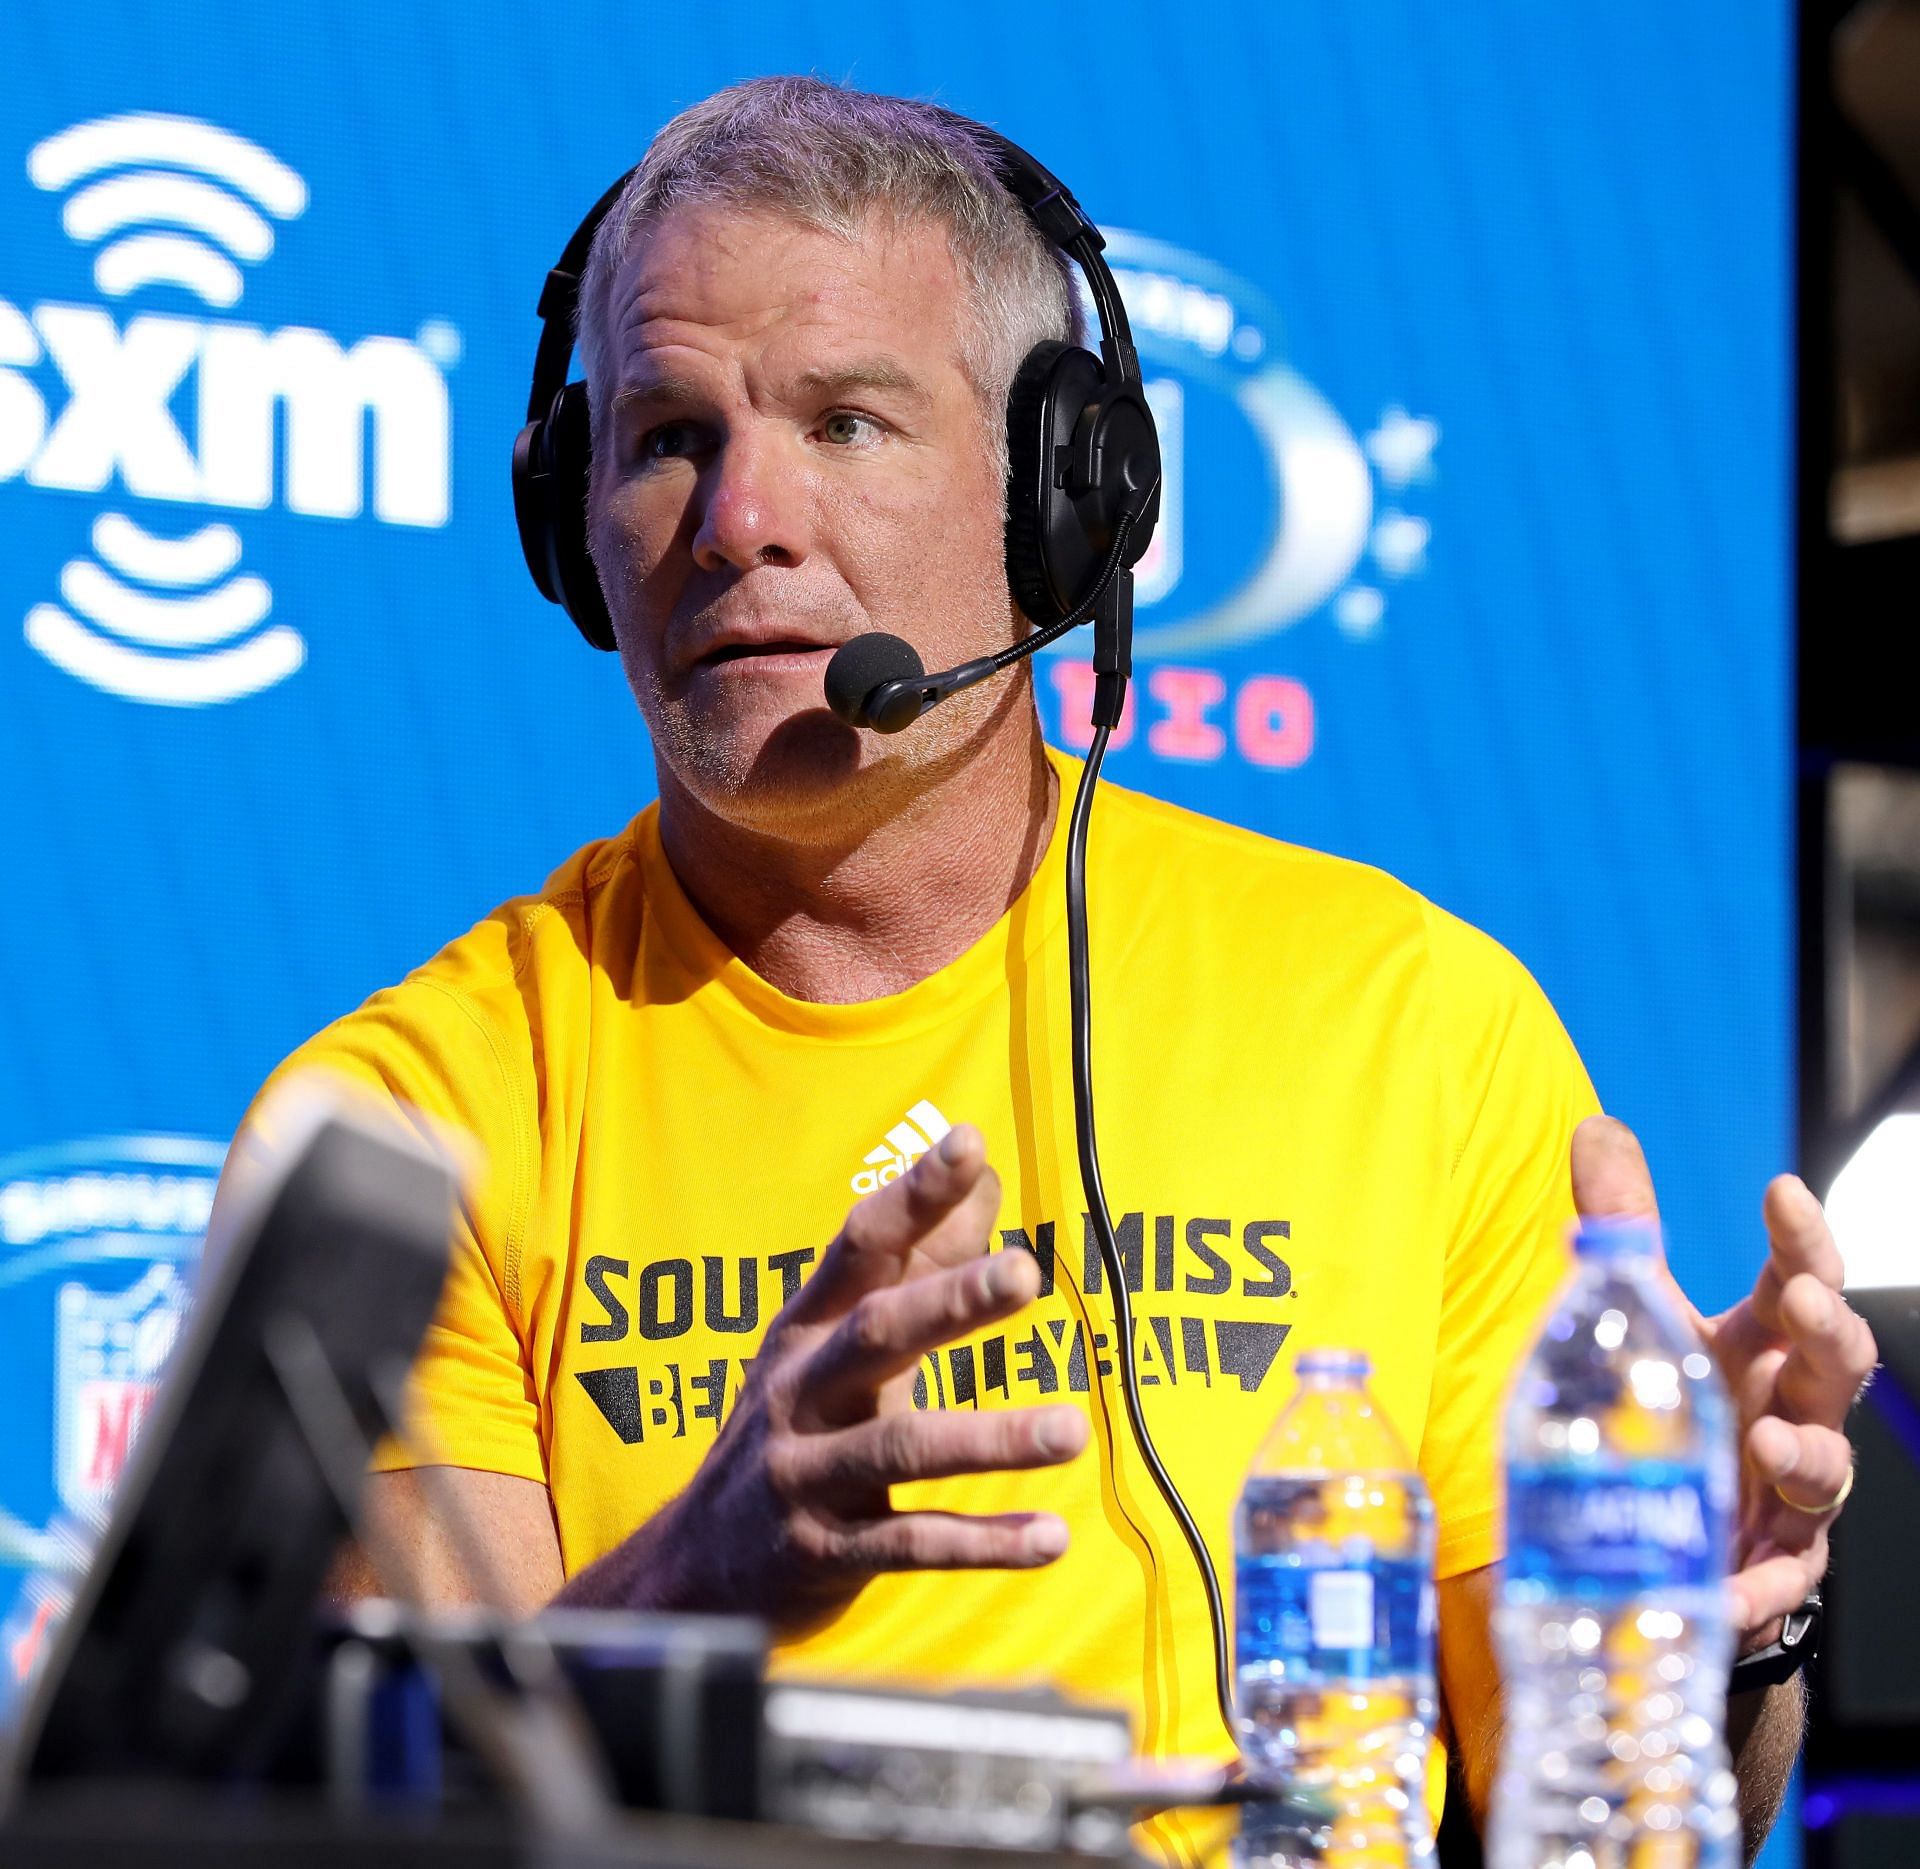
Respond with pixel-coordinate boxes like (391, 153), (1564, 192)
(1308, 1569), (1374, 1649)
(1506, 1463), (1727, 1596)
(1235, 1553), (1432, 1684)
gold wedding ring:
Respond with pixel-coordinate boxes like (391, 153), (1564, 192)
(1775, 1463), (1854, 1515)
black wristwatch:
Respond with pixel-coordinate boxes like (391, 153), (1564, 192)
(1729, 1590), (1822, 1694)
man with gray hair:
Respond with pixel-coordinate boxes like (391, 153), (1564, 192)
(231, 75), (1870, 1862)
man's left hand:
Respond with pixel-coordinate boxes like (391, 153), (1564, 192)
(1571, 1115), (1879, 1649)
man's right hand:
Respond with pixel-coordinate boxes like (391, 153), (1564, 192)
(551, 1121), (1089, 1633)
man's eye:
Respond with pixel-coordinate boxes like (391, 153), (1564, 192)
(639, 421), (704, 462)
(820, 411), (883, 447)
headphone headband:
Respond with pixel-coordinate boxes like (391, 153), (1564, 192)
(524, 169), (628, 426)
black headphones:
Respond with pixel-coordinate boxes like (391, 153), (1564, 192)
(511, 125), (1161, 665)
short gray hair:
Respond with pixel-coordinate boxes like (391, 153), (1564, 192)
(574, 76), (1086, 479)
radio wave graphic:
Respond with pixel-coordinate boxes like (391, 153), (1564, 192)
(21, 112), (311, 705)
(25, 515), (305, 706)
(27, 112), (307, 309)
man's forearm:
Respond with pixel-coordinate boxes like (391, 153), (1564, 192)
(549, 1488), (717, 1613)
(1729, 1678), (1805, 1863)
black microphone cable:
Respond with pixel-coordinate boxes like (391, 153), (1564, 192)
(1001, 485), (1241, 1742)
(826, 487), (1238, 1742)
(992, 516), (1142, 675)
(1064, 719), (1236, 1744)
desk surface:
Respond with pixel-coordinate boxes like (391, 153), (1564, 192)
(0, 1790), (1127, 1869)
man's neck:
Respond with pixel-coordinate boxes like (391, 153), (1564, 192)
(655, 717), (1059, 1005)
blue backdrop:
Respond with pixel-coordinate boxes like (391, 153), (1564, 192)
(0, 0), (1795, 1843)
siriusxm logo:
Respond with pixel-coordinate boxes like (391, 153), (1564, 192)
(1091, 230), (1438, 658)
(0, 112), (454, 706)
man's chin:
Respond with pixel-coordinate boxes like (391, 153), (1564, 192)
(655, 700), (874, 826)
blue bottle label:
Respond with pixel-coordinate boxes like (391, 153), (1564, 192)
(1235, 1552), (1432, 1683)
(1506, 1462), (1728, 1596)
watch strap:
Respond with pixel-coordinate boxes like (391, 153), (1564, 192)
(1729, 1589), (1822, 1694)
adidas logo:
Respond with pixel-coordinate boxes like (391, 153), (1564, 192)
(850, 1100), (951, 1196)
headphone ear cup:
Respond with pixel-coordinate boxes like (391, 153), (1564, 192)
(1003, 340), (1077, 628)
(548, 382), (616, 652)
(511, 380), (616, 652)
(1004, 340), (1112, 630)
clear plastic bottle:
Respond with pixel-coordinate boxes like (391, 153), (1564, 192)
(1489, 1215), (1740, 1869)
(1233, 1348), (1437, 1868)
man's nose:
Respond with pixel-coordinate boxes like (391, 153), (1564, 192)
(689, 432), (808, 574)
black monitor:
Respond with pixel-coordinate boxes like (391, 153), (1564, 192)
(3, 1084), (454, 1789)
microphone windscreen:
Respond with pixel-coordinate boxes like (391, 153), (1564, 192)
(824, 632), (924, 726)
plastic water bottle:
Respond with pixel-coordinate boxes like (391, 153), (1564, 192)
(1233, 1348), (1437, 1868)
(1489, 1215), (1740, 1869)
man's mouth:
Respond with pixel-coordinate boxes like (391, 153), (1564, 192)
(697, 639), (835, 667)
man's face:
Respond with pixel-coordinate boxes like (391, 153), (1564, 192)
(588, 202), (1024, 832)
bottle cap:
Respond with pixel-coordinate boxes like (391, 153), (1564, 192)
(1294, 1347), (1371, 1379)
(1572, 1213), (1664, 1259)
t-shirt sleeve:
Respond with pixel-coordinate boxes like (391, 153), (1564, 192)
(1417, 903), (1602, 1582)
(213, 946), (547, 1488)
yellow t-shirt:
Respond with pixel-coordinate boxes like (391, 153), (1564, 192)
(239, 747), (1597, 1860)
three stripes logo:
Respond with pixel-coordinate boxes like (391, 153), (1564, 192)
(1, 111), (455, 706)
(850, 1100), (952, 1196)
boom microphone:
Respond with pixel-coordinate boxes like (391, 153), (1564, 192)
(821, 499), (1151, 737)
(824, 633), (999, 735)
(823, 633), (922, 731)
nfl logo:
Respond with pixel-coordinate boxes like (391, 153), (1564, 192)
(54, 1264), (188, 1519)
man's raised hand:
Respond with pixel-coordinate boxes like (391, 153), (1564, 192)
(1570, 1115), (1877, 1649)
(663, 1122), (1088, 1634)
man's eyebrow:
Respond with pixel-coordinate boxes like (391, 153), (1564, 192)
(602, 355), (925, 416)
(610, 376), (708, 420)
(609, 359), (935, 422)
(788, 359), (932, 406)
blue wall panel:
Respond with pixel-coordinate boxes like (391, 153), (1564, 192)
(0, 5), (1793, 1845)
